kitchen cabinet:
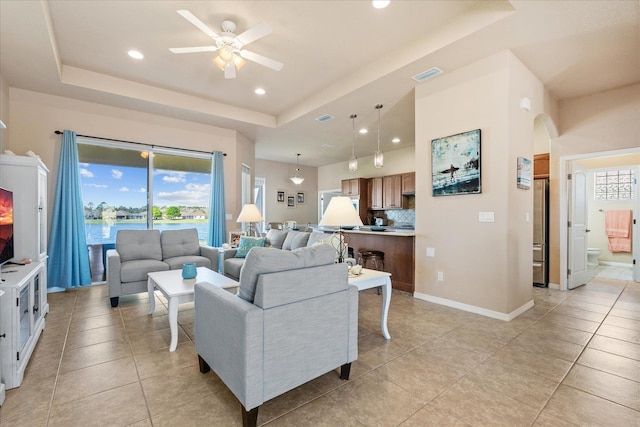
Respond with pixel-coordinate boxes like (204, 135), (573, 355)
(341, 178), (366, 196)
(368, 177), (383, 210)
(383, 175), (402, 209)
(534, 153), (549, 179)
(402, 172), (415, 194)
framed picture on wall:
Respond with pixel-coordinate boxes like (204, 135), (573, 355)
(431, 129), (481, 196)
(228, 231), (246, 248)
(297, 192), (305, 204)
(276, 190), (285, 204)
(287, 195), (295, 208)
(517, 157), (532, 190)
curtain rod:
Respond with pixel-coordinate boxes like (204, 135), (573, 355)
(54, 130), (226, 156)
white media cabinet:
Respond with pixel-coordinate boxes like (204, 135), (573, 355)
(0, 262), (47, 391)
(0, 155), (50, 394)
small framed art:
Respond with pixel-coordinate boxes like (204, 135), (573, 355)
(287, 195), (295, 208)
(228, 231), (246, 248)
(297, 192), (305, 204)
(276, 190), (285, 204)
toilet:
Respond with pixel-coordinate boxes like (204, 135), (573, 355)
(587, 248), (601, 269)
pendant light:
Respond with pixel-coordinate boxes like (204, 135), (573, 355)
(290, 153), (304, 185)
(348, 114), (358, 172)
(374, 104), (384, 168)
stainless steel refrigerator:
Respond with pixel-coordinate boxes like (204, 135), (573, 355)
(533, 179), (549, 286)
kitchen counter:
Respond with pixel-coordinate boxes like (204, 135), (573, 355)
(312, 226), (415, 293)
(312, 227), (415, 237)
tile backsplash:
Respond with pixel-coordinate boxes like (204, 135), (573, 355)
(384, 209), (415, 227)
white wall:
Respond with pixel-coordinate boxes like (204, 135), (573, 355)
(414, 50), (546, 317)
(7, 88), (252, 235)
(256, 159), (318, 225)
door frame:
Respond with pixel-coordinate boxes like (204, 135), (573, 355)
(560, 147), (640, 290)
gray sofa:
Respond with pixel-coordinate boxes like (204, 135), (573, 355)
(106, 228), (218, 307)
(222, 229), (332, 281)
(195, 244), (358, 427)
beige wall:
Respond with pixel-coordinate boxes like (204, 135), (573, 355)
(7, 88), (252, 235)
(256, 159), (318, 225)
(318, 146), (415, 191)
(0, 73), (8, 151)
(414, 50), (546, 316)
(548, 83), (640, 285)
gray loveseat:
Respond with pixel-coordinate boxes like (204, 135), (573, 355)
(106, 228), (218, 307)
(195, 244), (358, 427)
(222, 229), (332, 281)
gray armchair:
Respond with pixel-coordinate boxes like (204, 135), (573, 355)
(194, 245), (358, 427)
(107, 228), (218, 307)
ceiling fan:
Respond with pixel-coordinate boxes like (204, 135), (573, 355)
(169, 10), (284, 79)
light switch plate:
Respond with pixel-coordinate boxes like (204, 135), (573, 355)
(479, 211), (495, 222)
(225, 213), (232, 220)
(426, 247), (435, 257)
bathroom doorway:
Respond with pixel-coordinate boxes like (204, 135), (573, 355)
(561, 148), (640, 288)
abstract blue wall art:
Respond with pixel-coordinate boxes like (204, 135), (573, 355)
(431, 129), (481, 196)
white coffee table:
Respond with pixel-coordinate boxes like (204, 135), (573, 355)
(348, 268), (392, 339)
(147, 267), (239, 351)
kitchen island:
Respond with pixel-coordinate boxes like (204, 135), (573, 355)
(314, 227), (415, 293)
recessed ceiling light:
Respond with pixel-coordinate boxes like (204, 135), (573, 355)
(128, 50), (144, 59)
(372, 0), (390, 9)
(392, 137), (400, 143)
(254, 88), (266, 95)
(359, 128), (368, 134)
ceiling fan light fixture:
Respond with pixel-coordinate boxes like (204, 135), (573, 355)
(212, 56), (226, 71)
(290, 153), (305, 185)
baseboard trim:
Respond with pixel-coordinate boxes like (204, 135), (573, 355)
(413, 292), (534, 321)
(599, 261), (633, 268)
(548, 282), (561, 290)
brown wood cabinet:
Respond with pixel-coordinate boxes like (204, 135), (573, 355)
(402, 172), (415, 194)
(341, 178), (365, 196)
(368, 177), (383, 210)
(534, 153), (549, 179)
(383, 174), (402, 209)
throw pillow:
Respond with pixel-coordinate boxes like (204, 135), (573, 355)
(235, 236), (265, 258)
(281, 230), (311, 250)
(265, 229), (288, 249)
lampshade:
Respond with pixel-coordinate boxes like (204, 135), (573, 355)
(318, 197), (363, 227)
(236, 203), (264, 223)
(290, 153), (304, 185)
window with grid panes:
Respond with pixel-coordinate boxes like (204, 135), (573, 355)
(594, 169), (635, 201)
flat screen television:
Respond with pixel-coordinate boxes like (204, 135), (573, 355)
(0, 187), (15, 265)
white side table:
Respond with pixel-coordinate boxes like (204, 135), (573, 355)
(348, 268), (392, 339)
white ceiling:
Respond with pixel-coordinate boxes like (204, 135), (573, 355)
(1, 1), (638, 167)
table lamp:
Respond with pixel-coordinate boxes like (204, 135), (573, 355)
(236, 204), (264, 237)
(318, 196), (363, 262)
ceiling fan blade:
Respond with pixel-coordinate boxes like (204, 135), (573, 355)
(235, 21), (271, 46)
(224, 62), (236, 79)
(177, 10), (220, 40)
(169, 46), (218, 54)
(239, 49), (283, 71)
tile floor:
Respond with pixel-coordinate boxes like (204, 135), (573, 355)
(593, 263), (634, 281)
(1, 277), (639, 426)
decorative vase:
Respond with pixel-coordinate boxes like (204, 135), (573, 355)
(182, 263), (197, 279)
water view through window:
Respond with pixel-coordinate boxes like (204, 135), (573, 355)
(78, 141), (212, 245)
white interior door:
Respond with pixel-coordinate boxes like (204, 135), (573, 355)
(568, 161), (592, 289)
(633, 168), (639, 282)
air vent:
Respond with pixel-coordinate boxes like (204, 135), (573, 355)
(412, 67), (443, 83)
(315, 114), (334, 122)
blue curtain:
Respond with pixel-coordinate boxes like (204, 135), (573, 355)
(208, 151), (227, 246)
(47, 130), (92, 289)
